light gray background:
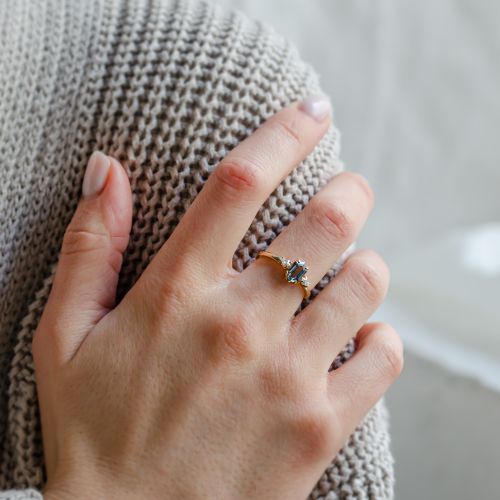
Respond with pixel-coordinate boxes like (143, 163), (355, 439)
(216, 1), (500, 498)
(386, 351), (500, 500)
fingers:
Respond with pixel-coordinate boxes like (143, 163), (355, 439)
(327, 322), (403, 438)
(245, 172), (373, 312)
(35, 152), (133, 362)
(291, 250), (390, 373)
(145, 96), (331, 286)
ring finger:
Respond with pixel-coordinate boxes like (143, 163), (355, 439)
(242, 171), (373, 316)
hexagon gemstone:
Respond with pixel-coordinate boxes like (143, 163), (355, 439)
(286, 260), (307, 283)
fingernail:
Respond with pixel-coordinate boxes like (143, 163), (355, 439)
(299, 95), (331, 122)
(355, 173), (369, 185)
(82, 151), (111, 198)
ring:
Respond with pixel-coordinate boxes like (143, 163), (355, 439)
(257, 251), (311, 299)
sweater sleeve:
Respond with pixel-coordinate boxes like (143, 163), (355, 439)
(0, 0), (394, 497)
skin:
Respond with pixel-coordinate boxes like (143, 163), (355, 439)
(34, 101), (403, 500)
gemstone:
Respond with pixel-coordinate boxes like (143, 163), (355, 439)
(286, 260), (307, 284)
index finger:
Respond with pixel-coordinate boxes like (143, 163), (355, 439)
(148, 95), (332, 284)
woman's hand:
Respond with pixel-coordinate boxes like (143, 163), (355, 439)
(34, 96), (403, 500)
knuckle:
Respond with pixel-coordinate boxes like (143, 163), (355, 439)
(309, 198), (354, 245)
(62, 226), (111, 256)
(32, 316), (68, 367)
(211, 313), (261, 362)
(138, 270), (191, 324)
(287, 405), (335, 462)
(273, 117), (303, 149)
(215, 157), (266, 199)
(348, 258), (388, 305)
(374, 334), (404, 380)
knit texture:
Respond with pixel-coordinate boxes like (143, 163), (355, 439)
(0, 0), (394, 498)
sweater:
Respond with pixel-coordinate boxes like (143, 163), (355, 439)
(0, 0), (394, 498)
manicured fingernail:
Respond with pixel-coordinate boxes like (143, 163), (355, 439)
(82, 151), (111, 198)
(299, 95), (331, 122)
(355, 173), (369, 185)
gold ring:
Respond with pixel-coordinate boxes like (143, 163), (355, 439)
(257, 251), (311, 299)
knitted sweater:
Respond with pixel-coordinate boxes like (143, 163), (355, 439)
(0, 0), (394, 498)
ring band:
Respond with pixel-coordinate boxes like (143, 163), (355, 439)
(257, 251), (311, 299)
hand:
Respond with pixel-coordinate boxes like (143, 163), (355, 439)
(34, 97), (403, 500)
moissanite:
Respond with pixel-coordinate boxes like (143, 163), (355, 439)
(280, 258), (292, 270)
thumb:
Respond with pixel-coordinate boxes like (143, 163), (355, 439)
(38, 151), (133, 360)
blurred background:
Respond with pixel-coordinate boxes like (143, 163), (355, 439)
(217, 1), (500, 498)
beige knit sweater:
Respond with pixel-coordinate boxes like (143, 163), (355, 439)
(0, 0), (394, 498)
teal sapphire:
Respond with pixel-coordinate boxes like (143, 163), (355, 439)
(286, 260), (307, 284)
